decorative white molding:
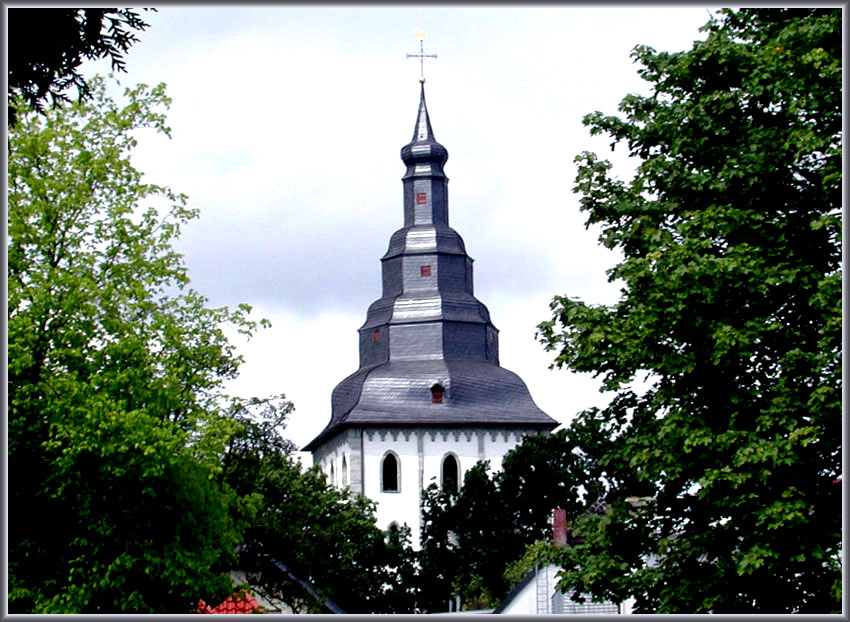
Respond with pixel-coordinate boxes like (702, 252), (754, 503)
(313, 425), (552, 548)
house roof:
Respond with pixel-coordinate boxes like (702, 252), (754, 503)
(492, 567), (539, 614)
(197, 592), (261, 614)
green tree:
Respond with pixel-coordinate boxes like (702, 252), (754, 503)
(418, 481), (461, 612)
(498, 429), (601, 543)
(382, 522), (421, 612)
(447, 463), (513, 609)
(221, 396), (419, 614)
(8, 8), (151, 125)
(537, 8), (841, 613)
(8, 76), (261, 612)
(418, 464), (513, 611)
(417, 435), (600, 612)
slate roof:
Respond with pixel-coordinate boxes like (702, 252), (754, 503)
(304, 84), (557, 452)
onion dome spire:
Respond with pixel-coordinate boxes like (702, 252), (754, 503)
(401, 83), (448, 182)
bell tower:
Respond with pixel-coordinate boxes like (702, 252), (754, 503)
(304, 57), (557, 547)
(358, 83), (500, 369)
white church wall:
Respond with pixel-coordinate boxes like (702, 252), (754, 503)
(312, 427), (548, 548)
(362, 430), (419, 535)
(483, 429), (532, 471)
(420, 429), (478, 490)
(313, 434), (352, 490)
(365, 427), (544, 547)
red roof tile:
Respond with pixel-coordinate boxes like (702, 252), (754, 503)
(197, 591), (261, 614)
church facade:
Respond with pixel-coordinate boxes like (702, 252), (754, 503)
(303, 83), (558, 547)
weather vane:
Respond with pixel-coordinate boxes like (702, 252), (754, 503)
(406, 28), (437, 83)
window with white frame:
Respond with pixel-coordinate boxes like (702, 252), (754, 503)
(382, 452), (400, 492)
(441, 453), (459, 492)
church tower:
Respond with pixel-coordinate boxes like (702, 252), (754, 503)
(304, 82), (558, 546)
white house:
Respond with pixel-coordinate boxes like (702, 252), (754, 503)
(493, 564), (626, 615)
(494, 511), (629, 615)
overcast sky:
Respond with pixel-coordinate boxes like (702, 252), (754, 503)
(79, 5), (720, 464)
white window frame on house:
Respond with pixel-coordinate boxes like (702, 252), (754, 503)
(381, 451), (400, 493)
(441, 452), (460, 492)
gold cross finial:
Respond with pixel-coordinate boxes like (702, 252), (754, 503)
(406, 28), (437, 83)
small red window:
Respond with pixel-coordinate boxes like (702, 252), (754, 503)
(431, 384), (444, 404)
(420, 265), (431, 276)
(416, 192), (427, 204)
(373, 330), (381, 342)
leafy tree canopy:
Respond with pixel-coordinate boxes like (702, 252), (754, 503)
(537, 8), (841, 613)
(417, 432), (600, 612)
(7, 8), (151, 125)
(221, 396), (419, 614)
(8, 75), (262, 612)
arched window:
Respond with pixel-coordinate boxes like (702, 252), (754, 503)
(382, 452), (400, 492)
(441, 453), (459, 492)
(388, 521), (400, 534)
(341, 455), (348, 487)
(330, 462), (336, 488)
(431, 383), (444, 404)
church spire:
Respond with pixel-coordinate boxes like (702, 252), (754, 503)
(303, 53), (557, 548)
(303, 73), (557, 471)
(400, 84), (449, 228)
(401, 83), (447, 175)
(349, 82), (491, 371)
(411, 82), (438, 144)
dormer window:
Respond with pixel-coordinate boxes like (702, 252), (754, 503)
(431, 384), (444, 404)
